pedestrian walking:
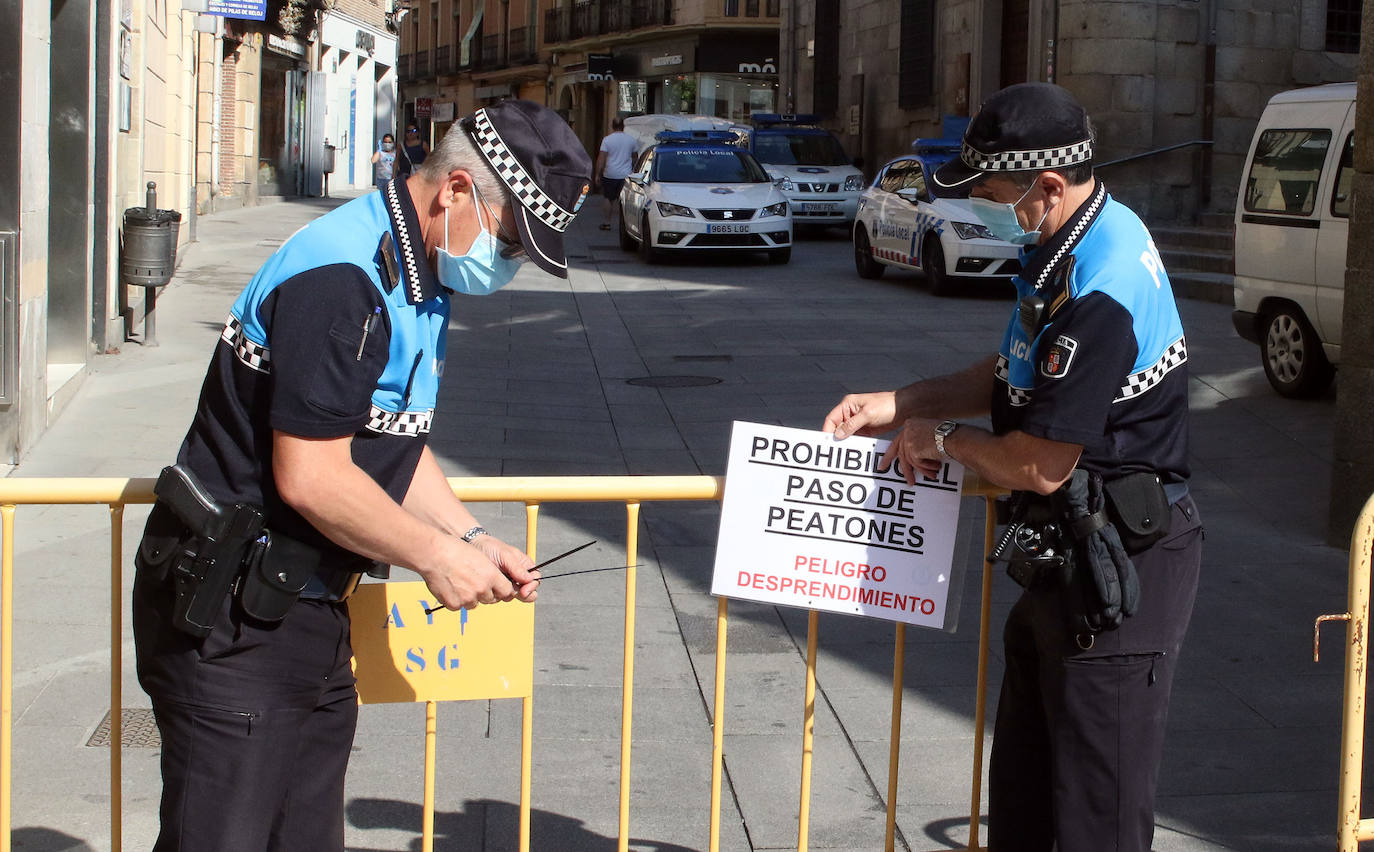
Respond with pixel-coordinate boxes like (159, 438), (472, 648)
(593, 116), (636, 231)
(371, 133), (397, 190)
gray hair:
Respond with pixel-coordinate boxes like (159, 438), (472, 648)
(416, 124), (508, 204)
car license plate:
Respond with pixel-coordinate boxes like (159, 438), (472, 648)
(707, 224), (750, 234)
(803, 202), (838, 212)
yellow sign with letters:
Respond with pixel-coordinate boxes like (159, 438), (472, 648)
(350, 581), (535, 704)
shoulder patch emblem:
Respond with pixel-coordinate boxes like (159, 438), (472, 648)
(1041, 334), (1078, 379)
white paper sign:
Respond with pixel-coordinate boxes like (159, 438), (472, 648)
(711, 422), (967, 631)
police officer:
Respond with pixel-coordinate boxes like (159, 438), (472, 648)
(823, 83), (1202, 852)
(133, 100), (593, 852)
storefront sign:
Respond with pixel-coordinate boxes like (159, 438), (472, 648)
(710, 422), (967, 632)
(267, 34), (306, 58)
(588, 53), (615, 81)
(415, 97), (433, 117)
(698, 33), (782, 75)
(205, 0), (266, 21)
(355, 30), (376, 54)
(432, 101), (456, 122)
(651, 54), (684, 68)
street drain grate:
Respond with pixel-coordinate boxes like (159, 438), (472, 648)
(87, 708), (161, 748)
(626, 375), (722, 388)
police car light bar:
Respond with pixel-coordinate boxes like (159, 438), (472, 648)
(749, 113), (821, 126)
(654, 130), (740, 143)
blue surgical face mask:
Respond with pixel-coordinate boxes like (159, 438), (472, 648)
(435, 186), (525, 296)
(968, 180), (1052, 245)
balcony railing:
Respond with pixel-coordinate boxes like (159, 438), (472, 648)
(480, 32), (501, 68)
(413, 49), (430, 77)
(434, 45), (454, 76)
(397, 53), (412, 82)
(508, 26), (536, 65)
(544, 0), (673, 43)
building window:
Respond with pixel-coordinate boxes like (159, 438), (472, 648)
(723, 0), (739, 16)
(766, 0), (778, 15)
(812, 0), (839, 115)
(1326, 0), (1361, 53)
(746, 0), (759, 16)
(898, 0), (935, 109)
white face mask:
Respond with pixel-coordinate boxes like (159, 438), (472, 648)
(968, 179), (1052, 245)
(435, 184), (526, 296)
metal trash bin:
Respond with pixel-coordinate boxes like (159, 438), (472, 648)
(120, 181), (182, 345)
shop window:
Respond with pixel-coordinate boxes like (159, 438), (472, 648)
(898, 0), (935, 108)
(1327, 0), (1361, 53)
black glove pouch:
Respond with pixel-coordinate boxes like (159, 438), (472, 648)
(135, 501), (190, 583)
(1103, 472), (1172, 553)
(238, 530), (318, 623)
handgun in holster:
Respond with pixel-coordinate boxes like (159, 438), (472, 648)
(153, 464), (266, 638)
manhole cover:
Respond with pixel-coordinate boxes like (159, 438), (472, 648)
(87, 708), (161, 748)
(626, 375), (722, 388)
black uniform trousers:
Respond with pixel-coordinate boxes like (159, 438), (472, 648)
(133, 566), (357, 852)
(988, 495), (1202, 852)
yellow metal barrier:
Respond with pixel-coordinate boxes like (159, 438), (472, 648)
(0, 474), (1004, 852)
(1315, 491), (1374, 850)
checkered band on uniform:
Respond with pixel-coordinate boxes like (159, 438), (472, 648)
(385, 180), (426, 304)
(961, 138), (1093, 173)
(366, 405), (433, 437)
(467, 109), (576, 233)
(994, 355), (1033, 407)
(1115, 337), (1187, 402)
(222, 314), (271, 373)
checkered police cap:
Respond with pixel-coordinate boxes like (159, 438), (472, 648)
(932, 83), (1094, 196)
(461, 100), (593, 278)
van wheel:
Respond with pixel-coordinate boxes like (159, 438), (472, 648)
(853, 226), (885, 279)
(1261, 305), (1335, 398)
(924, 233), (953, 296)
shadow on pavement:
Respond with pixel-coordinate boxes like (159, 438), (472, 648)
(10, 827), (93, 851)
(348, 797), (700, 852)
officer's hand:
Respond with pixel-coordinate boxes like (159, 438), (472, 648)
(824, 391), (899, 440)
(879, 418), (943, 485)
(419, 536), (519, 610)
(468, 534), (541, 603)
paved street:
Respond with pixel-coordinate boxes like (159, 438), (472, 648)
(4, 193), (1361, 851)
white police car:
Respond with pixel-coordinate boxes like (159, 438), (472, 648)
(619, 131), (793, 264)
(853, 139), (1021, 295)
(748, 114), (865, 228)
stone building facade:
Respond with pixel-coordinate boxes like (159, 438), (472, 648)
(780, 0), (1361, 223)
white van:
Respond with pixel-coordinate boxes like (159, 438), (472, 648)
(1232, 82), (1355, 397)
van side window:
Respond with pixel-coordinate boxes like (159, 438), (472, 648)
(1244, 129), (1331, 216)
(1332, 132), (1354, 218)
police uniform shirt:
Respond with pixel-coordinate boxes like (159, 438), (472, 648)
(992, 181), (1190, 482)
(176, 177), (449, 556)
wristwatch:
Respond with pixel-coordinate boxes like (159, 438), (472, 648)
(934, 420), (959, 459)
